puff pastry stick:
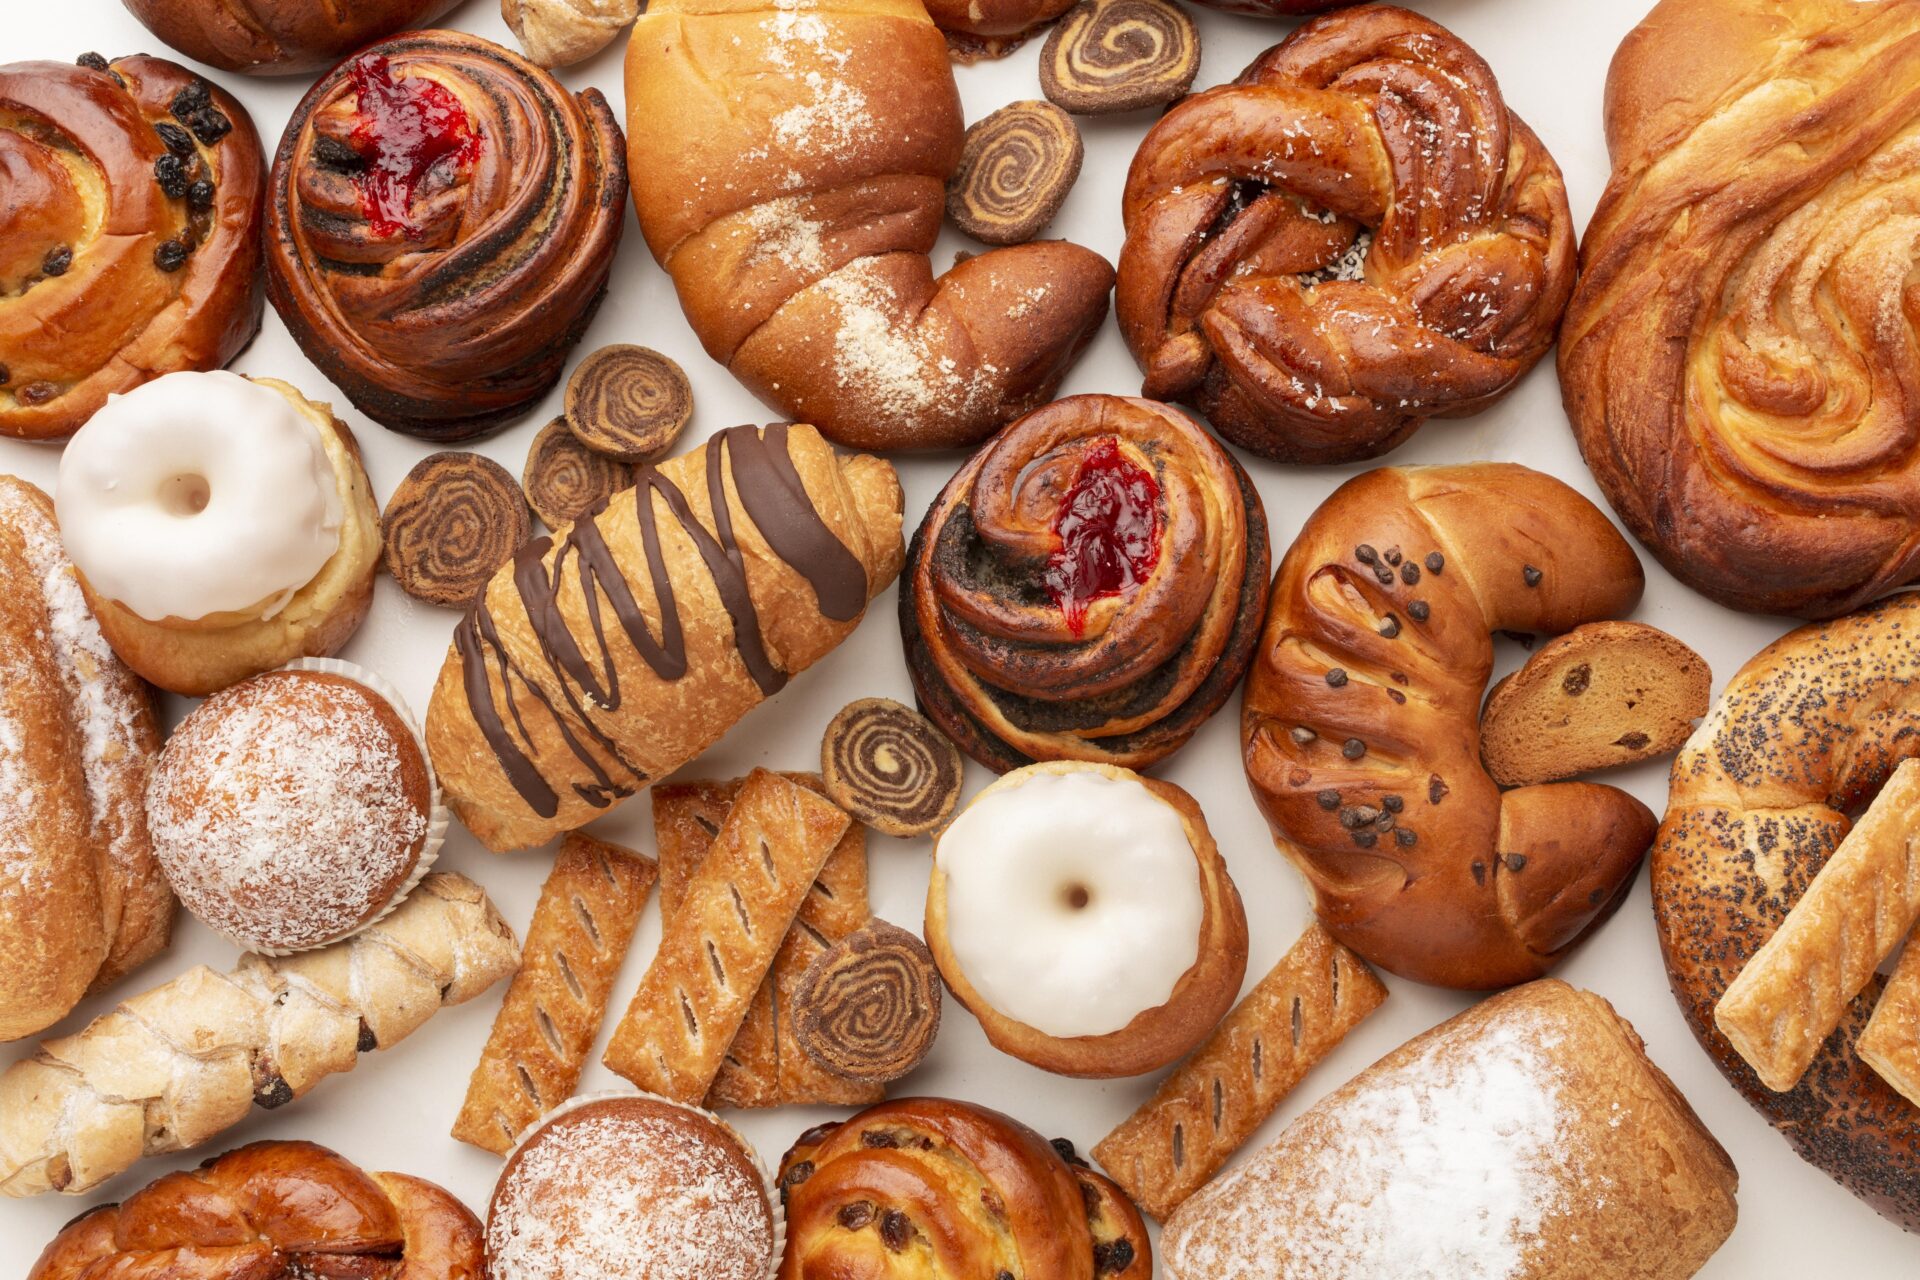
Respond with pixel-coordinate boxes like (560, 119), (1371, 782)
(1093, 921), (1387, 1220)
(656, 775), (881, 1109)
(602, 770), (850, 1103)
(1716, 758), (1920, 1092)
(1859, 937), (1920, 1109)
(453, 833), (657, 1154)
(0, 873), (519, 1197)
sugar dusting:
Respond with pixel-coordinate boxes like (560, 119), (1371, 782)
(488, 1109), (774, 1280)
(817, 260), (999, 421)
(148, 675), (426, 950)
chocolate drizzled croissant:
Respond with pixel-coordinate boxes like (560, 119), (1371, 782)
(904, 395), (1269, 772)
(266, 31), (625, 442)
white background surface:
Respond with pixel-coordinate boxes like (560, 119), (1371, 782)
(2, 0), (1911, 1275)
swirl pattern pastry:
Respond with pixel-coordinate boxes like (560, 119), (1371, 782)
(793, 918), (943, 1084)
(1040, 0), (1200, 116)
(564, 344), (694, 462)
(267, 31), (626, 442)
(0, 55), (263, 441)
(820, 698), (964, 837)
(1562, 0), (1920, 618)
(524, 417), (636, 528)
(1117, 5), (1576, 463)
(122, 0), (462, 74)
(903, 395), (1268, 772)
(948, 101), (1084, 246)
(383, 452), (532, 608)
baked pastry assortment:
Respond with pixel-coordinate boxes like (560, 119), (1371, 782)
(425, 424), (904, 852)
(1242, 464), (1657, 989)
(0, 477), (168, 1043)
(27, 1140), (485, 1280)
(1563, 0), (1920, 618)
(904, 395), (1269, 772)
(779, 1098), (1150, 1278)
(1117, 5), (1576, 463)
(0, 54), (264, 442)
(624, 0), (1115, 452)
(54, 371), (381, 697)
(1160, 980), (1738, 1279)
(927, 762), (1248, 1077)
(1653, 592), (1920, 1231)
(267, 31), (627, 441)
(123, 0), (463, 74)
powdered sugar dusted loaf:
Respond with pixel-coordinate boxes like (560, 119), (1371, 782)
(1161, 980), (1738, 1280)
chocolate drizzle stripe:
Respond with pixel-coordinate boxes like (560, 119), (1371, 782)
(726, 423), (869, 622)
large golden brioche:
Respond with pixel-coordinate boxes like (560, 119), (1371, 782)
(425, 424), (904, 851)
(622, 0), (1114, 451)
(1562, 0), (1920, 617)
(1242, 464), (1656, 989)
(0, 478), (168, 1043)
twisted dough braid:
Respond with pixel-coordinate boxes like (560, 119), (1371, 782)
(1116, 5), (1574, 463)
(1563, 0), (1920, 618)
(28, 1141), (483, 1280)
(0, 873), (519, 1198)
(1242, 465), (1656, 989)
(0, 55), (263, 441)
(905, 395), (1268, 771)
(267, 31), (625, 442)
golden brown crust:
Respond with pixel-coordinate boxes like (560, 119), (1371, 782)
(1859, 941), (1920, 1109)
(655, 775), (884, 1110)
(123, 0), (462, 74)
(503, 0), (640, 69)
(778, 1097), (1151, 1279)
(1652, 591), (1920, 1230)
(0, 55), (263, 441)
(1116, 5), (1575, 463)
(923, 0), (1075, 45)
(1092, 921), (1387, 1220)
(602, 770), (851, 1103)
(1562, 0), (1920, 617)
(453, 833), (657, 1154)
(623, 0), (1113, 452)
(1242, 464), (1655, 989)
(926, 762), (1250, 1078)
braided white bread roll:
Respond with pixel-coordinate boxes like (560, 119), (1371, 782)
(0, 873), (519, 1198)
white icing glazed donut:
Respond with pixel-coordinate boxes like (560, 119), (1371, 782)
(927, 761), (1249, 1077)
(57, 370), (344, 623)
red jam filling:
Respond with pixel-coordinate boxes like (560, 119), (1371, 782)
(346, 54), (482, 238)
(1044, 437), (1162, 636)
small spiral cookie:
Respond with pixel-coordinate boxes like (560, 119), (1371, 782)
(522, 416), (635, 528)
(947, 101), (1084, 246)
(382, 451), (532, 607)
(821, 698), (965, 838)
(793, 918), (944, 1084)
(1040, 0), (1200, 116)
(562, 344), (694, 462)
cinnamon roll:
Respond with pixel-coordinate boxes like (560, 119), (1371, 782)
(902, 394), (1269, 772)
(0, 54), (264, 441)
(266, 31), (626, 443)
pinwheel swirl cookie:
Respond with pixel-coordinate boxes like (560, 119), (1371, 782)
(1563, 0), (1920, 618)
(267, 31), (625, 442)
(903, 395), (1269, 772)
(1116, 5), (1575, 463)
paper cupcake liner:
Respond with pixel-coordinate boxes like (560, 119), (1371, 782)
(225, 657), (448, 957)
(500, 1089), (788, 1280)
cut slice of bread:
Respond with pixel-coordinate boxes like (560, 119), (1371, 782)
(1481, 621), (1709, 787)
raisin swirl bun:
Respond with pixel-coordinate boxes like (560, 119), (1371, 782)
(1116, 6), (1575, 463)
(903, 395), (1268, 772)
(267, 32), (626, 442)
(0, 55), (263, 442)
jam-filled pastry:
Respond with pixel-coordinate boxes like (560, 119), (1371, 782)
(424, 424), (905, 852)
(904, 394), (1268, 772)
(1116, 5), (1575, 463)
(0, 54), (264, 441)
(122, 0), (462, 75)
(266, 31), (626, 442)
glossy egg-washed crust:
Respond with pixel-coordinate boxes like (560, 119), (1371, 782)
(123, 0), (461, 74)
(0, 55), (263, 441)
(779, 1098), (1150, 1279)
(1653, 590), (1920, 1231)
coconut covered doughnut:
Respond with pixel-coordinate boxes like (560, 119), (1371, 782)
(925, 761), (1247, 1077)
(55, 370), (381, 695)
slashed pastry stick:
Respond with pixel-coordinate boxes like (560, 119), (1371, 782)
(1859, 938), (1920, 1108)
